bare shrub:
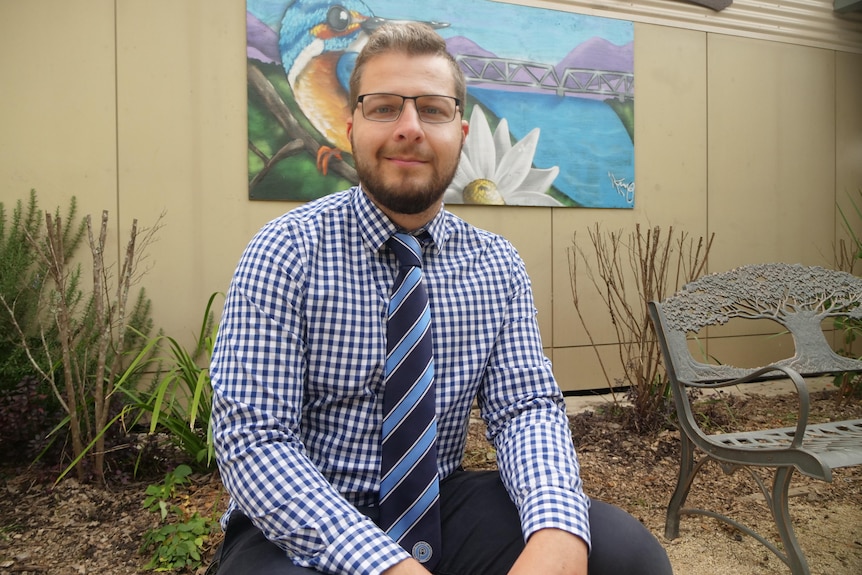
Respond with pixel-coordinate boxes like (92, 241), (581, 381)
(568, 223), (713, 432)
(1, 209), (162, 482)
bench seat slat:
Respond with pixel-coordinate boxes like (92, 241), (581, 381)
(708, 419), (862, 469)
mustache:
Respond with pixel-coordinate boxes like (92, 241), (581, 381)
(380, 145), (432, 162)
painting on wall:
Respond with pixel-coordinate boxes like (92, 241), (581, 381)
(247, 0), (635, 208)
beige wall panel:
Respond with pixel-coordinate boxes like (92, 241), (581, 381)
(553, 335), (704, 394)
(448, 206), (553, 342)
(835, 51), (862, 269)
(553, 24), (708, 349)
(0, 0), (117, 232)
(554, 331), (748, 393)
(706, 332), (796, 372)
(116, 0), (250, 340)
(553, 344), (629, 393)
(6, 1), (853, 392)
(707, 35), (836, 272)
(704, 316), (796, 341)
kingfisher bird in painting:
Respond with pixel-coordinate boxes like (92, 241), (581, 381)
(252, 0), (448, 174)
(280, 0), (378, 174)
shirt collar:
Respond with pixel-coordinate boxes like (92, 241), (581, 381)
(352, 186), (448, 255)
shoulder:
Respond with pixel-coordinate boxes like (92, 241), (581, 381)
(234, 190), (357, 280)
(268, 189), (353, 233)
(434, 210), (530, 290)
(441, 210), (521, 261)
(253, 190), (354, 247)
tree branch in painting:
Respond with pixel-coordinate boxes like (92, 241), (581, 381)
(247, 63), (357, 191)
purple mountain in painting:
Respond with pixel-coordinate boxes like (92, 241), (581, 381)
(557, 36), (633, 74)
(446, 36), (497, 60)
(445, 35), (633, 99)
(247, 12), (280, 64)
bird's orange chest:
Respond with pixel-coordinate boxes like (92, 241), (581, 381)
(293, 51), (352, 153)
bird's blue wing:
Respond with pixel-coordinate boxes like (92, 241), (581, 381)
(336, 51), (358, 94)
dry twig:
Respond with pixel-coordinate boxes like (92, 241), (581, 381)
(569, 223), (714, 431)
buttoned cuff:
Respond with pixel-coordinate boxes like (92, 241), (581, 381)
(291, 512), (410, 575)
(519, 485), (592, 553)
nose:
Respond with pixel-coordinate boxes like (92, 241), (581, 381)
(393, 99), (425, 141)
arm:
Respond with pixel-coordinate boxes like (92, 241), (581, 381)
(479, 246), (591, 568)
(508, 529), (588, 575)
(211, 224), (408, 575)
(382, 559), (432, 575)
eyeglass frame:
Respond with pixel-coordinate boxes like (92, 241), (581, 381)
(356, 93), (463, 124)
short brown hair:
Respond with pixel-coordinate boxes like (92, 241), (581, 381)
(348, 22), (466, 112)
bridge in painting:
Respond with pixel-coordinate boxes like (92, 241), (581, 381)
(456, 55), (634, 100)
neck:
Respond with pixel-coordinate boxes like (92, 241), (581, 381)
(363, 189), (442, 232)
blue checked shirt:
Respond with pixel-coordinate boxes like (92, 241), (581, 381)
(211, 187), (590, 574)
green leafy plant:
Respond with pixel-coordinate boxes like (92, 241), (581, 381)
(1, 193), (162, 482)
(143, 463), (194, 519)
(140, 464), (216, 572)
(123, 292), (222, 471)
(836, 189), (862, 276)
(834, 189), (862, 401)
(0, 190), (84, 393)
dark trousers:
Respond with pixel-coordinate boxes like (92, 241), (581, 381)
(213, 470), (673, 575)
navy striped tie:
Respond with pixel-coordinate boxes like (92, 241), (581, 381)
(379, 232), (441, 568)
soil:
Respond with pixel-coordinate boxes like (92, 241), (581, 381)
(1, 388), (861, 575)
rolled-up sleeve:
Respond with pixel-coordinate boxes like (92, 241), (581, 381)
(479, 248), (591, 551)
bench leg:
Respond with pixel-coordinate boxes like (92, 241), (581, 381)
(665, 432), (696, 540)
(771, 466), (811, 575)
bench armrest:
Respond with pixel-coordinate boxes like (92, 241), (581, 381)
(680, 364), (810, 448)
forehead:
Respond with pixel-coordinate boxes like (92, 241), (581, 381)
(358, 52), (457, 97)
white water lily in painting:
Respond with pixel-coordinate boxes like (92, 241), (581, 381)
(445, 106), (562, 206)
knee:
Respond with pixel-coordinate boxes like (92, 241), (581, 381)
(587, 501), (673, 575)
(592, 537), (672, 574)
(590, 533), (672, 575)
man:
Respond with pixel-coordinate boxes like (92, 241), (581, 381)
(210, 22), (672, 575)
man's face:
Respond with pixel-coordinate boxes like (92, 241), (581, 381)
(347, 52), (469, 217)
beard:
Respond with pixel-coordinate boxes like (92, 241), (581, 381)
(351, 135), (462, 215)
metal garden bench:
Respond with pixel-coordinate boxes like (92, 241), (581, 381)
(647, 263), (862, 575)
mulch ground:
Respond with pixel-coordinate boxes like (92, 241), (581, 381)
(1, 388), (861, 574)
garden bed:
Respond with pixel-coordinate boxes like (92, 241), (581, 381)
(1, 389), (860, 574)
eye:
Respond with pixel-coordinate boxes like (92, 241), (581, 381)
(361, 95), (403, 120)
(416, 97), (456, 122)
(419, 105), (443, 117)
(326, 6), (351, 32)
(374, 104), (397, 114)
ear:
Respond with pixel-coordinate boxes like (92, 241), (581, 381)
(346, 118), (353, 140)
(461, 120), (469, 144)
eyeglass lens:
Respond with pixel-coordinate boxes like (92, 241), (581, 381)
(360, 94), (458, 124)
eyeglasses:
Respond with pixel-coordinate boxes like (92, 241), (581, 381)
(357, 93), (462, 124)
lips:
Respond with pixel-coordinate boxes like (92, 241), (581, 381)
(382, 145), (430, 165)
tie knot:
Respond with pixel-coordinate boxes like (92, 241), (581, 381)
(388, 233), (423, 268)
